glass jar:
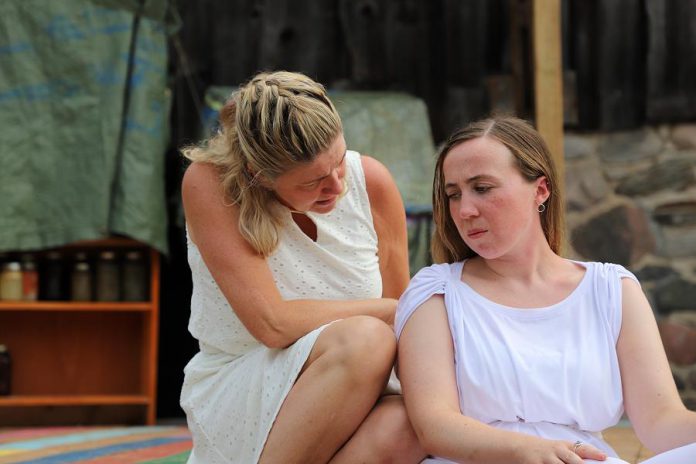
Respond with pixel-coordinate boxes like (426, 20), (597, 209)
(21, 255), (39, 301)
(95, 251), (120, 301)
(0, 344), (10, 396)
(71, 257), (92, 301)
(0, 262), (23, 301)
(122, 251), (148, 301)
(42, 251), (66, 300)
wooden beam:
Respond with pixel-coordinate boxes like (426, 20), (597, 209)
(532, 0), (564, 185)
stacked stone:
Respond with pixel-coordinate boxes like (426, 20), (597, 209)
(564, 123), (696, 409)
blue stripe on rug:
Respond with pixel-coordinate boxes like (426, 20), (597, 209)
(19, 437), (189, 463)
(0, 427), (175, 452)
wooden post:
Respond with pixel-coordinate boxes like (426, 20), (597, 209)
(532, 0), (564, 186)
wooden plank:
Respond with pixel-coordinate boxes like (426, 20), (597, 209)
(385, 0), (435, 97)
(145, 250), (160, 425)
(571, 0), (645, 130)
(58, 237), (147, 249)
(0, 395), (149, 406)
(260, 0), (347, 84)
(445, 0), (487, 86)
(570, 0), (598, 129)
(339, 0), (435, 91)
(0, 404), (147, 426)
(0, 302), (150, 311)
(338, 0), (446, 139)
(0, 312), (144, 396)
(509, 0), (533, 119)
(532, 0), (564, 186)
(442, 0), (489, 134)
(596, 0), (645, 129)
(646, 0), (696, 121)
(183, 0), (265, 85)
(337, 0), (388, 86)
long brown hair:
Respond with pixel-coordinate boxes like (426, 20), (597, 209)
(431, 116), (565, 263)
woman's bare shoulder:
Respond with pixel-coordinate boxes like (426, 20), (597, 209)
(182, 161), (221, 192)
(360, 155), (396, 196)
(181, 162), (240, 244)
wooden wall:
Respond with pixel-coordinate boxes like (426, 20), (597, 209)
(170, 0), (696, 144)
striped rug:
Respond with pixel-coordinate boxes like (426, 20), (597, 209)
(0, 426), (191, 463)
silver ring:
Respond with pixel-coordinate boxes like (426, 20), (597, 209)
(572, 440), (583, 454)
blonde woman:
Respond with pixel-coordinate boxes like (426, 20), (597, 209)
(396, 116), (696, 464)
(179, 71), (423, 463)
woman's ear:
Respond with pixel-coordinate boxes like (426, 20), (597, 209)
(535, 176), (551, 204)
(246, 164), (272, 189)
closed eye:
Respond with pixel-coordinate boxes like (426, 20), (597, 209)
(473, 185), (492, 194)
(301, 181), (321, 190)
(300, 152), (346, 190)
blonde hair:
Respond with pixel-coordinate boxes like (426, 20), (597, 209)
(431, 116), (565, 263)
(182, 71), (343, 256)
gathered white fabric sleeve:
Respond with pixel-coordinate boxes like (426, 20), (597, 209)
(593, 263), (640, 342)
(395, 263), (453, 339)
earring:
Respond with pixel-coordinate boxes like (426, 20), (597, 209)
(537, 203), (546, 213)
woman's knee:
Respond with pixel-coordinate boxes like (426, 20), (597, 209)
(321, 316), (396, 377)
(368, 395), (424, 463)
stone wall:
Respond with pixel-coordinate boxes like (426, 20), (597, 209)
(564, 123), (696, 407)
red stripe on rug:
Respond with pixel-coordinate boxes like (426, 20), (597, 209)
(0, 427), (96, 444)
(75, 439), (192, 463)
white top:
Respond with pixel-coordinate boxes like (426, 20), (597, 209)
(395, 260), (637, 459)
(181, 150), (382, 463)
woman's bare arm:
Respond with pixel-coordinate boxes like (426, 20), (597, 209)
(362, 155), (410, 300)
(618, 278), (696, 453)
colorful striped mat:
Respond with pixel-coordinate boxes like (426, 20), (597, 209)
(0, 426), (191, 463)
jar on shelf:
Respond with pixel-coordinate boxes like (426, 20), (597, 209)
(71, 253), (92, 301)
(20, 255), (39, 301)
(96, 251), (120, 301)
(0, 344), (10, 396)
(0, 262), (23, 301)
(122, 250), (148, 301)
(42, 251), (66, 300)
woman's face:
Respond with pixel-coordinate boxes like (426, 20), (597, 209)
(272, 135), (348, 214)
(442, 136), (548, 259)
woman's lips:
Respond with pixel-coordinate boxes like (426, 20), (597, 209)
(316, 196), (337, 206)
(467, 229), (487, 238)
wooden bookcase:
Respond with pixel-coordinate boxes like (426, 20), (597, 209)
(0, 238), (160, 425)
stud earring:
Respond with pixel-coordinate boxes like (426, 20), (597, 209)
(537, 203), (546, 213)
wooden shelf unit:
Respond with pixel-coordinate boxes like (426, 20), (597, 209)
(0, 394), (150, 407)
(0, 238), (160, 425)
(0, 302), (151, 311)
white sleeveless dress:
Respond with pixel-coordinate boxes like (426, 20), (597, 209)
(397, 261), (696, 464)
(180, 151), (383, 463)
(397, 261), (631, 463)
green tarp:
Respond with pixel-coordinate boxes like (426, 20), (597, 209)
(0, 0), (170, 254)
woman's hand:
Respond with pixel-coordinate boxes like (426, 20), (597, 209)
(513, 437), (607, 463)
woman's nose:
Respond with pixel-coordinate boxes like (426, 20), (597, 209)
(324, 169), (344, 194)
(457, 199), (478, 219)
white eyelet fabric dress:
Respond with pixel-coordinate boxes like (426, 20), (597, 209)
(180, 151), (383, 463)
